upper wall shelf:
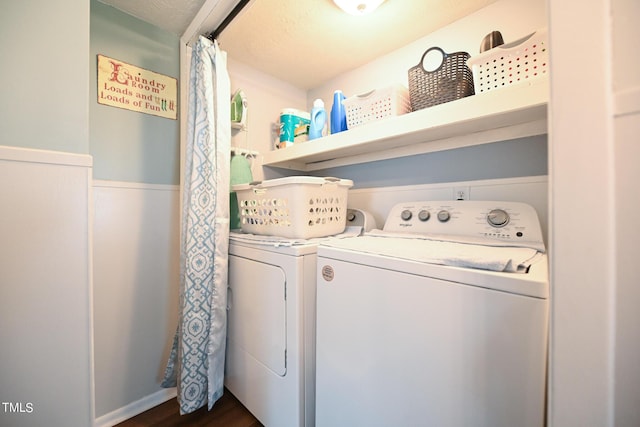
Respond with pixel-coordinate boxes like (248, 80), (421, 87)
(262, 77), (549, 171)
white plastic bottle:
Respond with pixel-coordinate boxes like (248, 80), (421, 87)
(309, 99), (327, 140)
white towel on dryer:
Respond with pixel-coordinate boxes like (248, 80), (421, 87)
(230, 226), (363, 247)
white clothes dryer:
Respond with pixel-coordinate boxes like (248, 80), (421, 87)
(226, 238), (317, 427)
(225, 210), (372, 427)
(315, 200), (549, 427)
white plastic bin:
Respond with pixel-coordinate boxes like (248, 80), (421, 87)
(467, 28), (549, 94)
(343, 84), (411, 129)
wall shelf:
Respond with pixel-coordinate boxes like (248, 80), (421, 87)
(262, 77), (549, 172)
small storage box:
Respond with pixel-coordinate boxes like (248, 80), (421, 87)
(233, 176), (353, 239)
(343, 84), (411, 129)
(467, 28), (549, 94)
(408, 47), (475, 111)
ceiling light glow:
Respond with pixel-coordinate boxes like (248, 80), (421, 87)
(333, 0), (386, 16)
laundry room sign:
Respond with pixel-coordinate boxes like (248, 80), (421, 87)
(97, 54), (177, 120)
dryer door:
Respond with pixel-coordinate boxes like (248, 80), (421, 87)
(228, 255), (287, 376)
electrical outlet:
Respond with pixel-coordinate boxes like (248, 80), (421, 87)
(454, 186), (470, 200)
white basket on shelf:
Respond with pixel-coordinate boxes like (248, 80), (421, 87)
(232, 176), (353, 239)
(467, 28), (549, 94)
(343, 84), (411, 129)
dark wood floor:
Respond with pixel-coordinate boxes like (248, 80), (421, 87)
(116, 389), (263, 427)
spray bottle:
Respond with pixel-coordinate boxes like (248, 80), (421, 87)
(309, 99), (327, 140)
(331, 90), (347, 134)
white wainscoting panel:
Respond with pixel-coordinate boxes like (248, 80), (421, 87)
(92, 180), (180, 423)
(0, 146), (94, 427)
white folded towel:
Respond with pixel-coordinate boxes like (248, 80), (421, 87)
(229, 226), (363, 247)
(322, 232), (540, 273)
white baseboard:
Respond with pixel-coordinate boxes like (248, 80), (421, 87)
(95, 388), (177, 427)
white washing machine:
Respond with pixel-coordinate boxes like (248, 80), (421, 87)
(225, 210), (374, 427)
(315, 201), (549, 427)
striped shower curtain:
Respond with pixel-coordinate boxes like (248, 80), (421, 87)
(162, 36), (231, 414)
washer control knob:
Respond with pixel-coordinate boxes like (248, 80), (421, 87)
(418, 210), (430, 222)
(487, 209), (510, 227)
(401, 209), (412, 221)
(437, 210), (451, 222)
(347, 211), (356, 222)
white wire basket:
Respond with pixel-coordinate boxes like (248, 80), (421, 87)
(232, 176), (354, 239)
(467, 28), (549, 94)
(343, 84), (411, 129)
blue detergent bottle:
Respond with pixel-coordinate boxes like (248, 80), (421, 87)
(331, 90), (347, 134)
(309, 99), (327, 140)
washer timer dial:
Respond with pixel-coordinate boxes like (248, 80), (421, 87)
(487, 209), (510, 227)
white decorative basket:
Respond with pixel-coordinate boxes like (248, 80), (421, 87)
(467, 28), (549, 94)
(232, 176), (353, 239)
(343, 84), (411, 129)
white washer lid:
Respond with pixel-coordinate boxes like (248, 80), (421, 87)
(318, 237), (549, 298)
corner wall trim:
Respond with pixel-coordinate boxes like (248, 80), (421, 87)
(92, 179), (179, 192)
(615, 86), (640, 117)
(94, 388), (177, 427)
(0, 144), (93, 167)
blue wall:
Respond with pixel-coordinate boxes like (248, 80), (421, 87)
(1, 0), (90, 154)
(311, 136), (548, 189)
(90, 0), (180, 185)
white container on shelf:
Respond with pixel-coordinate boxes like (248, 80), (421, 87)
(467, 28), (549, 94)
(343, 84), (411, 129)
(232, 176), (354, 239)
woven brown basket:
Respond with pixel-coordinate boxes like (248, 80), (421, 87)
(408, 47), (475, 111)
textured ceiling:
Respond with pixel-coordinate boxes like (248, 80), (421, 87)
(98, 0), (495, 89)
(99, 0), (207, 35)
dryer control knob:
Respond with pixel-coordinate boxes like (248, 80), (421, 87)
(487, 209), (510, 227)
(437, 210), (451, 222)
(401, 209), (413, 221)
(418, 210), (430, 221)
